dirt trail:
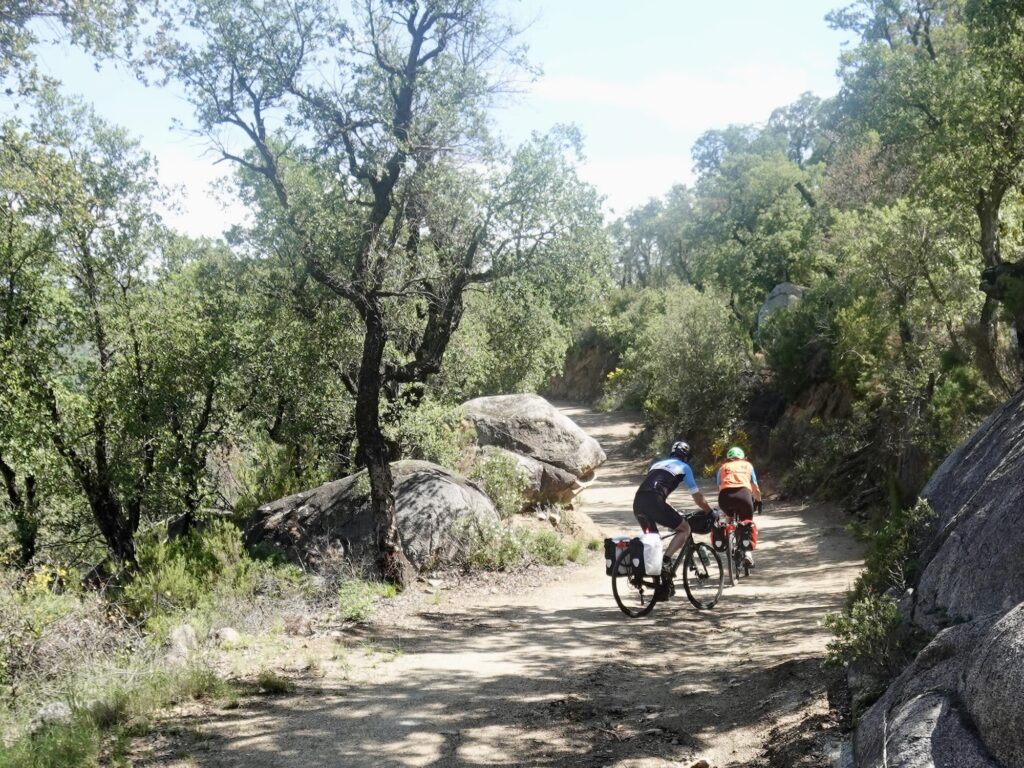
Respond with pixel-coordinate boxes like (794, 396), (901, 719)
(150, 407), (862, 768)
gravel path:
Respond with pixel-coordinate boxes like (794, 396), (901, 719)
(142, 406), (862, 768)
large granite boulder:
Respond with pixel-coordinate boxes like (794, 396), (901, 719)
(244, 461), (498, 570)
(913, 388), (1024, 632)
(756, 282), (804, 329)
(480, 445), (582, 505)
(853, 389), (1024, 767)
(462, 394), (606, 481)
(854, 617), (1002, 767)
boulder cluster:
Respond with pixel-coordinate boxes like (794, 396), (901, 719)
(244, 394), (605, 571)
(853, 389), (1024, 768)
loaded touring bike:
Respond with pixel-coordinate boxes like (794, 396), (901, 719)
(609, 513), (724, 618)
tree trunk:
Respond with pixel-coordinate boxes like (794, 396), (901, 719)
(356, 305), (416, 588)
(87, 485), (136, 565)
(975, 188), (1007, 387)
(0, 456), (39, 567)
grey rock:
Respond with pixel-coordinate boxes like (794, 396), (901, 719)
(481, 445), (583, 505)
(756, 282), (804, 328)
(211, 627), (241, 647)
(855, 618), (1001, 768)
(165, 623), (198, 666)
(913, 388), (1024, 633)
(961, 603), (1024, 768)
(462, 394), (606, 479)
(245, 460), (498, 571)
(30, 701), (72, 733)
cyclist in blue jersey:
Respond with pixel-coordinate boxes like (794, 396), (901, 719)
(633, 440), (713, 566)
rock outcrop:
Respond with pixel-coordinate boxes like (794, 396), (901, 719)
(756, 282), (804, 329)
(462, 394), (606, 480)
(480, 445), (581, 504)
(461, 394), (607, 507)
(544, 333), (619, 405)
(912, 388), (1024, 632)
(244, 460), (498, 570)
(853, 388), (1024, 768)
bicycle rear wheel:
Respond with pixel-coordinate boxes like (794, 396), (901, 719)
(726, 530), (739, 585)
(682, 543), (723, 609)
(611, 548), (660, 618)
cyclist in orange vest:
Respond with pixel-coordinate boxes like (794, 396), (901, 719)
(716, 447), (762, 567)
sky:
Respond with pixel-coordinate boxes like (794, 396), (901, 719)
(29, 0), (853, 237)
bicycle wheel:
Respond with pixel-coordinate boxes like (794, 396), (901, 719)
(611, 547), (660, 618)
(682, 542), (723, 609)
(726, 530), (738, 585)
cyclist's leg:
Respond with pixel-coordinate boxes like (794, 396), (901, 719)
(721, 487), (756, 565)
(657, 502), (690, 561)
(632, 492), (660, 534)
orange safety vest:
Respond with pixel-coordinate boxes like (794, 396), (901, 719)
(718, 459), (755, 491)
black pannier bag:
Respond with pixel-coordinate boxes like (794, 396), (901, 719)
(686, 510), (714, 535)
(711, 524), (728, 551)
(603, 536), (631, 575)
(628, 536), (646, 578)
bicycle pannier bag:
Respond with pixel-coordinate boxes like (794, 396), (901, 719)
(604, 536), (631, 576)
(686, 511), (714, 535)
(628, 537), (645, 575)
(736, 521), (757, 550)
(640, 532), (663, 576)
(711, 524), (728, 552)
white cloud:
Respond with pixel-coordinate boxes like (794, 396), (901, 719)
(531, 65), (825, 134)
(151, 145), (249, 240)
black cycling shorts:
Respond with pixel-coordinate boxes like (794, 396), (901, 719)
(718, 486), (754, 521)
(633, 490), (683, 533)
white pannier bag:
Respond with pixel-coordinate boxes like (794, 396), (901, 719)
(640, 532), (663, 576)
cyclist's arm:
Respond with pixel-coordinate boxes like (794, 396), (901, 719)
(751, 466), (762, 502)
(682, 463), (713, 513)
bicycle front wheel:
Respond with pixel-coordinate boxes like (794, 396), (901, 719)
(683, 543), (723, 609)
(611, 547), (660, 618)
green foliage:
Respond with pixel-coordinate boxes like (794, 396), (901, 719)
(120, 520), (254, 622)
(823, 595), (902, 674)
(604, 284), (750, 444)
(256, 669), (296, 695)
(386, 399), (470, 470)
(455, 517), (581, 570)
(470, 453), (529, 519)
(852, 499), (938, 603)
(336, 580), (396, 623)
(527, 529), (570, 566)
(0, 710), (100, 768)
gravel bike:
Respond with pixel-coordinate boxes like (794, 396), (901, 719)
(718, 501), (761, 585)
(610, 519), (724, 618)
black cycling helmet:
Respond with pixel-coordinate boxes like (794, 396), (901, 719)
(670, 440), (692, 462)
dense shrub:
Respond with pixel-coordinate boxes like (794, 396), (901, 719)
(120, 519), (255, 622)
(386, 398), (472, 471)
(455, 517), (583, 570)
(850, 499), (937, 603)
(602, 284), (751, 445)
(470, 452), (529, 518)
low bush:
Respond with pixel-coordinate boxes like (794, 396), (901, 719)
(0, 710), (100, 768)
(456, 517), (586, 570)
(527, 529), (569, 566)
(470, 452), (529, 518)
(851, 498), (937, 603)
(121, 519), (254, 623)
(256, 669), (295, 695)
(337, 579), (396, 622)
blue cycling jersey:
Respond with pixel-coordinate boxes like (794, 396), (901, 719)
(637, 457), (700, 499)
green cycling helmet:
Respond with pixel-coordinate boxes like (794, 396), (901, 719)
(726, 446), (746, 460)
